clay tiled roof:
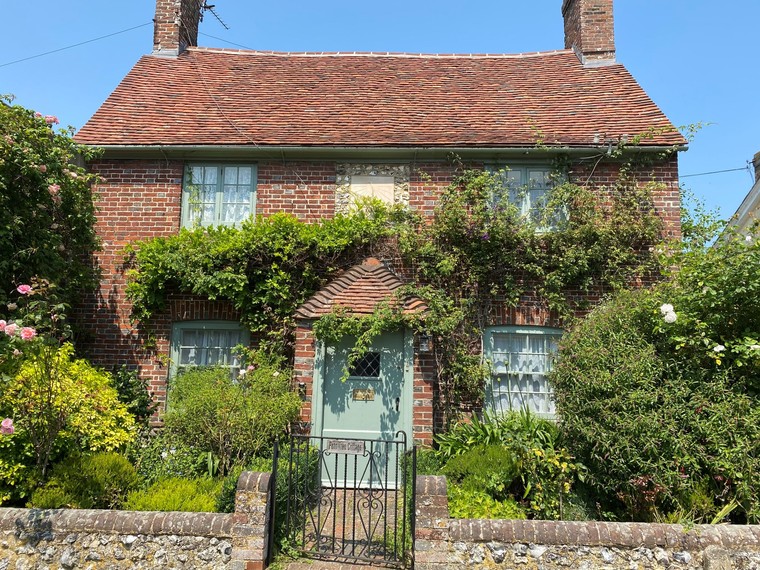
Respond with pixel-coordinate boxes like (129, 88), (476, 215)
(75, 48), (685, 148)
(295, 258), (426, 319)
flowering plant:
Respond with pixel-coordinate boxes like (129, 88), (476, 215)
(0, 96), (100, 311)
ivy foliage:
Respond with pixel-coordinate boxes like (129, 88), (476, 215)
(391, 167), (663, 417)
(0, 96), (100, 308)
(551, 228), (760, 523)
(125, 204), (409, 340)
(126, 161), (664, 417)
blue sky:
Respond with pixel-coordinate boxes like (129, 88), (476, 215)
(1, 1), (757, 219)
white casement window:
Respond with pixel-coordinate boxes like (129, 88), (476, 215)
(182, 164), (257, 228)
(485, 326), (562, 419)
(170, 321), (249, 379)
(488, 165), (564, 230)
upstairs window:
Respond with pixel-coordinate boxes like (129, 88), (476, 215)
(488, 165), (565, 230)
(182, 164), (256, 228)
(485, 326), (562, 419)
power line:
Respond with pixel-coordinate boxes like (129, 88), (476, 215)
(198, 32), (254, 51)
(0, 22), (152, 69)
(681, 166), (751, 179)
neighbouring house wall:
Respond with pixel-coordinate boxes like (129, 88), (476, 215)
(75, 154), (680, 428)
(0, 471), (271, 570)
(415, 475), (760, 570)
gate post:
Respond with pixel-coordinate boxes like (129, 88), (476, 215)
(414, 475), (450, 569)
(232, 471), (273, 570)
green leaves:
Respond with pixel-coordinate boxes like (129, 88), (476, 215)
(0, 96), (99, 309)
(126, 207), (405, 339)
(551, 228), (760, 522)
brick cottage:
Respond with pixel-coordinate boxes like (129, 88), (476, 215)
(73, 0), (684, 445)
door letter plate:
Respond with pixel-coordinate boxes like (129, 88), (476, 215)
(352, 388), (375, 401)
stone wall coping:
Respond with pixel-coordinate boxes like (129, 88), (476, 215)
(0, 508), (233, 538)
(449, 518), (760, 550)
(237, 470), (271, 494)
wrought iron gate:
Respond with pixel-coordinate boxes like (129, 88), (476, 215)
(271, 431), (415, 567)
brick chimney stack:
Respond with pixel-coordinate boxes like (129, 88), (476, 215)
(562, 0), (616, 66)
(753, 151), (760, 184)
(153, 0), (204, 56)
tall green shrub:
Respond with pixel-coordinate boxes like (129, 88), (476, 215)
(164, 352), (300, 475)
(0, 97), (99, 308)
(551, 228), (760, 522)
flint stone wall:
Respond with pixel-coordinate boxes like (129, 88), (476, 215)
(416, 475), (760, 570)
(0, 471), (271, 570)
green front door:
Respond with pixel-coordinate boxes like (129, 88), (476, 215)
(316, 330), (412, 486)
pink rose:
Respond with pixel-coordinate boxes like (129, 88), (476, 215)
(38, 165), (47, 173)
(0, 320), (5, 332)
(44, 115), (59, 125)
(4, 323), (17, 337)
(20, 327), (36, 341)
(34, 112), (42, 118)
(48, 184), (60, 195)
(1, 418), (14, 435)
(16, 284), (32, 295)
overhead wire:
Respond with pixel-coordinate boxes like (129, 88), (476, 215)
(0, 22), (152, 69)
(680, 166), (752, 179)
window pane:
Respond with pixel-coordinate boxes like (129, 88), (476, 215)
(174, 324), (245, 378)
(183, 165), (255, 228)
(220, 166), (254, 225)
(348, 352), (381, 378)
(488, 329), (561, 418)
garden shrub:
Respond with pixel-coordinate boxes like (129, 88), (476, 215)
(434, 411), (581, 519)
(551, 234), (760, 523)
(112, 365), (157, 429)
(124, 477), (222, 512)
(128, 430), (207, 486)
(0, 97), (99, 310)
(164, 351), (300, 476)
(0, 343), (135, 503)
(442, 445), (518, 501)
(447, 485), (526, 520)
(414, 448), (444, 476)
(434, 410), (559, 460)
(29, 452), (138, 509)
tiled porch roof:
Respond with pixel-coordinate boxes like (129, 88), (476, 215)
(295, 258), (426, 319)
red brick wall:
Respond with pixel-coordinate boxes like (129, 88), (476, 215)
(75, 154), (680, 431)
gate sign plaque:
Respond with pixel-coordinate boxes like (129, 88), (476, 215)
(352, 388), (375, 401)
(326, 439), (366, 455)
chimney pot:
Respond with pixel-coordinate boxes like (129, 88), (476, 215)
(153, 0), (204, 56)
(562, 0), (616, 66)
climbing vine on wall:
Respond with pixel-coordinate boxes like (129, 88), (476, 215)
(125, 157), (667, 421)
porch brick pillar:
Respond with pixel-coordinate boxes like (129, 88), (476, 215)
(232, 471), (272, 570)
(415, 475), (451, 569)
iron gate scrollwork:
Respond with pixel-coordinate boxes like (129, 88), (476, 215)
(272, 431), (415, 567)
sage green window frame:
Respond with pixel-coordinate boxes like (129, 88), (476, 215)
(486, 164), (565, 231)
(484, 325), (563, 419)
(181, 164), (257, 228)
(169, 320), (250, 381)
